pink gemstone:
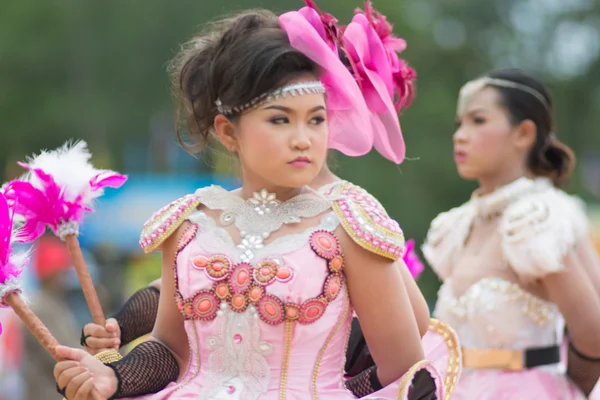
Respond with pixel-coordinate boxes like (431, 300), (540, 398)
(340, 204), (348, 210)
(227, 386), (236, 394)
(347, 217), (355, 224)
(356, 230), (363, 238)
(365, 233), (372, 241)
(233, 334), (242, 344)
(344, 211), (351, 217)
(307, 307), (320, 318)
(373, 216), (381, 223)
(373, 240), (380, 246)
(380, 244), (388, 252)
(158, 228), (164, 233)
(351, 224), (358, 230)
(151, 233), (158, 238)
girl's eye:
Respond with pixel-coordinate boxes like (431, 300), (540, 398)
(473, 116), (486, 125)
(311, 116), (325, 125)
(269, 116), (289, 124)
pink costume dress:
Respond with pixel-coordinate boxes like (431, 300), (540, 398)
(423, 177), (589, 399)
(133, 181), (453, 400)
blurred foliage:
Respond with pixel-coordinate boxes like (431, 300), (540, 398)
(1, 0), (599, 302)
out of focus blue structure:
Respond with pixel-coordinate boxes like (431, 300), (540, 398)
(79, 174), (239, 252)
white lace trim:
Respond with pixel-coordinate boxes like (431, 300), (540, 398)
(187, 211), (340, 262)
(423, 177), (587, 280)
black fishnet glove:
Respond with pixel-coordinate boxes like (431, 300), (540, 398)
(105, 340), (179, 398)
(567, 341), (600, 396)
(112, 286), (160, 346)
(344, 365), (383, 398)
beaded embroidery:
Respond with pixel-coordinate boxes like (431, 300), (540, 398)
(199, 303), (273, 400)
(328, 181), (405, 260)
(139, 194), (201, 254)
(175, 229), (344, 325)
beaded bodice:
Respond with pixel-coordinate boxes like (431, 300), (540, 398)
(434, 277), (563, 351)
(166, 186), (355, 399)
(424, 177), (588, 354)
(137, 183), (436, 400)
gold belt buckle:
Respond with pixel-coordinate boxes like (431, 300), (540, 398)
(462, 347), (524, 371)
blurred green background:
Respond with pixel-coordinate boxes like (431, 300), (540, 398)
(2, 1), (600, 398)
(2, 0), (600, 305)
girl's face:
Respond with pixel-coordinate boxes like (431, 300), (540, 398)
(453, 87), (529, 183)
(217, 78), (328, 193)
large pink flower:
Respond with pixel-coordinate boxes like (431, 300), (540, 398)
(280, 8), (374, 158)
(360, 1), (416, 110)
(340, 1), (415, 163)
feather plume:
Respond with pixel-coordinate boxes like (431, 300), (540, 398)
(3, 140), (127, 242)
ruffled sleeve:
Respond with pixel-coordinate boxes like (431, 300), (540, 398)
(500, 188), (580, 280)
(422, 204), (473, 280)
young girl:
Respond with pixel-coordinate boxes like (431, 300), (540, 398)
(423, 68), (600, 398)
(77, 0), (431, 358)
(53, 8), (444, 400)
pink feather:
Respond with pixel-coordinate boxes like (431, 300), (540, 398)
(403, 239), (424, 279)
(0, 192), (26, 287)
(4, 141), (127, 243)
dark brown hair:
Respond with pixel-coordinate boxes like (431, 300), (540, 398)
(484, 68), (575, 187)
(169, 10), (320, 154)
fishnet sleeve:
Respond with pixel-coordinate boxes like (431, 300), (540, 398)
(105, 340), (179, 398)
(112, 286), (160, 346)
(344, 365), (383, 398)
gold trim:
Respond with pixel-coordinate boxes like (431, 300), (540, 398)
(396, 360), (436, 400)
(176, 322), (201, 390)
(279, 321), (294, 400)
(428, 318), (461, 399)
(310, 288), (350, 400)
(332, 201), (402, 261)
(141, 197), (201, 254)
(462, 347), (524, 371)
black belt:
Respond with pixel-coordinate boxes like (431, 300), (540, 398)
(462, 345), (561, 370)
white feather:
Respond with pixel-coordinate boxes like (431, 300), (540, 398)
(21, 140), (109, 206)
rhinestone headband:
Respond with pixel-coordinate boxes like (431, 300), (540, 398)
(215, 81), (326, 115)
(458, 77), (551, 116)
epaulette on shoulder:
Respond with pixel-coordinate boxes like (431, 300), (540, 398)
(139, 194), (201, 254)
(330, 181), (405, 261)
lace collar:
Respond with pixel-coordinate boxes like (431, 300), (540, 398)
(194, 186), (332, 262)
(470, 177), (550, 220)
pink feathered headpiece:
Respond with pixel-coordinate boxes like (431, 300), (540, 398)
(279, 7), (374, 158)
(341, 1), (416, 163)
(283, 1), (415, 164)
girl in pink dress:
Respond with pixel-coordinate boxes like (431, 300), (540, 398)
(423, 68), (600, 399)
(52, 6), (455, 400)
